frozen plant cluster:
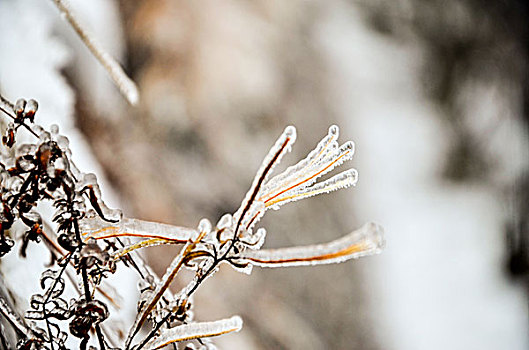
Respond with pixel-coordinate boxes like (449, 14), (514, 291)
(0, 1), (384, 348)
(0, 92), (384, 349)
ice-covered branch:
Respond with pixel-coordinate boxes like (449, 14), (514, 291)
(81, 216), (198, 243)
(143, 316), (243, 350)
(50, 0), (139, 105)
(240, 222), (384, 267)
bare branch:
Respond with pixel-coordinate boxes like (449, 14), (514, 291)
(240, 222), (385, 267)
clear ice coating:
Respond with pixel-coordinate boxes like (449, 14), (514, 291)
(198, 218), (212, 235)
(240, 222), (385, 268)
(80, 215), (198, 243)
(215, 213), (234, 242)
(237, 227), (267, 253)
(143, 315), (243, 350)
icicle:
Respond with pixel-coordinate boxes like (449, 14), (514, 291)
(142, 316), (243, 350)
(240, 222), (384, 268)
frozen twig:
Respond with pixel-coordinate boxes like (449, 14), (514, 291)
(50, 0), (139, 105)
(81, 216), (197, 243)
(240, 222), (384, 267)
(143, 316), (243, 350)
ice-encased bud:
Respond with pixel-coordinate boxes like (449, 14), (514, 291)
(24, 99), (38, 120)
(15, 144), (36, 172)
(15, 143), (36, 157)
(14, 99), (26, 117)
(31, 125), (45, 136)
(215, 213), (233, 242)
(198, 218), (212, 235)
(39, 131), (51, 142)
(216, 213), (233, 230)
(50, 124), (59, 135)
(328, 124), (339, 136)
(53, 157), (67, 174)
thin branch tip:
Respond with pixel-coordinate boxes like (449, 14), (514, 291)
(51, 0), (140, 105)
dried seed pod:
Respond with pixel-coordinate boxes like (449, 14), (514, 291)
(2, 123), (15, 148)
(24, 99), (38, 122)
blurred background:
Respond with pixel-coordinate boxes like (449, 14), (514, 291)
(1, 0), (528, 349)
